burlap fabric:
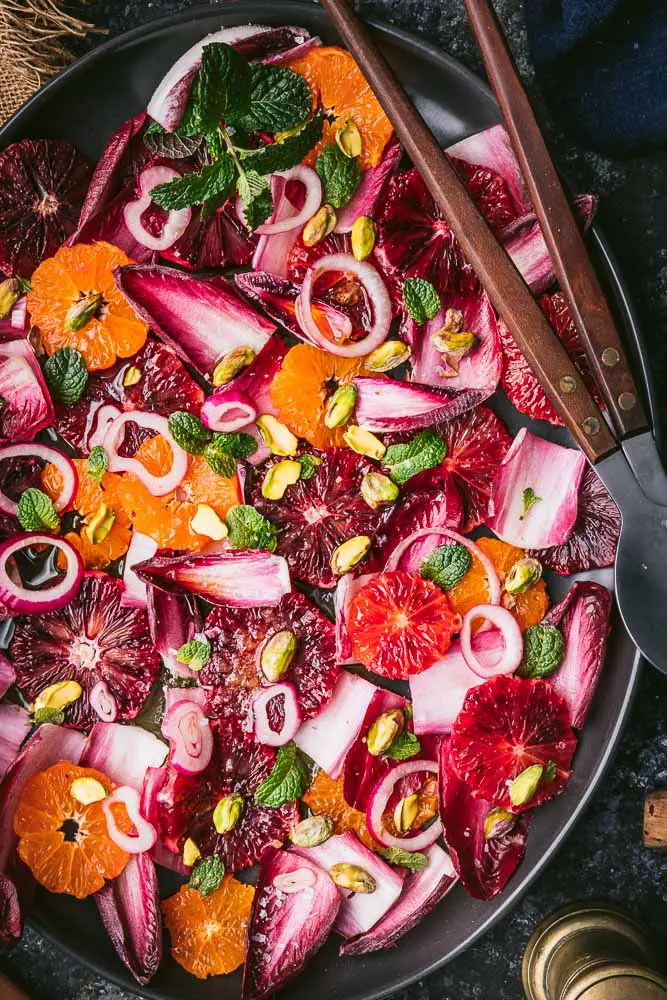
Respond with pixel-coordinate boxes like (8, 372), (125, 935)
(0, 0), (95, 126)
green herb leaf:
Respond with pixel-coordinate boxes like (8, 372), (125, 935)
(226, 505), (277, 552)
(296, 454), (322, 481)
(203, 445), (235, 478)
(255, 741), (310, 807)
(176, 638), (211, 672)
(17, 488), (60, 532)
(44, 347), (88, 405)
(403, 277), (441, 324)
(230, 63), (312, 133)
(189, 856), (225, 898)
(167, 412), (213, 455)
(196, 43), (251, 133)
(544, 760), (557, 783)
(144, 131), (204, 158)
(315, 142), (361, 208)
(384, 730), (421, 761)
(33, 706), (65, 725)
(87, 446), (108, 485)
(521, 487), (543, 518)
(150, 153), (236, 210)
(517, 623), (565, 679)
(204, 432), (257, 477)
(237, 169), (273, 231)
(420, 543), (472, 591)
(379, 846), (429, 871)
(384, 428), (447, 485)
(239, 116), (324, 175)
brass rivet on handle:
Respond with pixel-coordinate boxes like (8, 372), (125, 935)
(602, 347), (621, 367)
(618, 392), (636, 411)
(582, 417), (601, 436)
(559, 375), (577, 394)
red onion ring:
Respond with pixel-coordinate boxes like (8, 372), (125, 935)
(126, 165), (192, 251)
(384, 527), (501, 605)
(252, 682), (302, 747)
(102, 785), (158, 854)
(102, 411), (188, 496)
(297, 253), (391, 357)
(0, 533), (83, 613)
(0, 443), (77, 516)
(162, 700), (213, 774)
(87, 404), (121, 452)
(90, 680), (118, 722)
(460, 604), (523, 678)
(255, 166), (322, 235)
(366, 760), (442, 850)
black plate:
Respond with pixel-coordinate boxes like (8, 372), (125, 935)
(0, 3), (642, 998)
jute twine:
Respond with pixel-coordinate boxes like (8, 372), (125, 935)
(0, 0), (97, 125)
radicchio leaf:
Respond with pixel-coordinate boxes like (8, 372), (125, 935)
(343, 687), (407, 811)
(0, 705), (31, 780)
(95, 851), (162, 985)
(0, 339), (55, 442)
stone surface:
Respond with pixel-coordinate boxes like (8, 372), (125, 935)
(1, 1), (666, 997)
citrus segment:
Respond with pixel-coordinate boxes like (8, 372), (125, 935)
(161, 876), (254, 979)
(447, 536), (549, 631)
(302, 770), (378, 852)
(27, 241), (148, 370)
(14, 761), (130, 898)
(287, 46), (393, 169)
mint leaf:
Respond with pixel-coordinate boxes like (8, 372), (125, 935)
(517, 624), (565, 679)
(384, 428), (447, 485)
(403, 277), (441, 324)
(521, 487), (542, 518)
(420, 543), (472, 591)
(226, 505), (277, 552)
(33, 706), (65, 725)
(544, 760), (557, 783)
(255, 741), (310, 807)
(17, 488), (59, 532)
(384, 730), (421, 761)
(196, 43), (251, 132)
(239, 116), (324, 175)
(167, 412), (213, 455)
(204, 445), (235, 478)
(150, 154), (236, 210)
(144, 131), (204, 158)
(44, 347), (88, 404)
(237, 170), (272, 231)
(176, 638), (210, 671)
(380, 847), (429, 871)
(189, 856), (225, 898)
(296, 454), (322, 481)
(204, 432), (257, 477)
(315, 143), (361, 209)
(231, 64), (312, 133)
(87, 446), (108, 485)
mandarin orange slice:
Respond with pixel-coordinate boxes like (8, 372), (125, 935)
(303, 770), (378, 852)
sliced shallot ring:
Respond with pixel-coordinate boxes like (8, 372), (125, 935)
(0, 443), (77, 516)
(252, 683), (302, 747)
(103, 785), (158, 854)
(90, 680), (118, 722)
(0, 533), (83, 613)
(102, 411), (188, 497)
(125, 165), (192, 251)
(384, 527), (501, 605)
(87, 404), (122, 451)
(366, 760), (442, 850)
(161, 700), (213, 774)
(297, 253), (391, 357)
(255, 166), (322, 235)
(460, 604), (523, 679)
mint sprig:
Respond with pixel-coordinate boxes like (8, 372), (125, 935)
(151, 154), (236, 211)
(167, 412), (213, 455)
(87, 446), (108, 485)
(44, 347), (88, 405)
(384, 730), (421, 761)
(420, 543), (472, 592)
(176, 638), (211, 672)
(144, 131), (204, 159)
(239, 116), (324, 175)
(226, 505), (277, 552)
(189, 856), (225, 897)
(296, 454), (322, 481)
(230, 63), (312, 133)
(517, 624), (565, 679)
(196, 42), (251, 132)
(236, 170), (272, 231)
(315, 143), (361, 209)
(384, 428), (447, 485)
(17, 488), (60, 532)
(204, 432), (257, 478)
(403, 278), (441, 324)
(255, 741), (310, 807)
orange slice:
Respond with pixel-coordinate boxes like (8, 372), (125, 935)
(303, 770), (378, 852)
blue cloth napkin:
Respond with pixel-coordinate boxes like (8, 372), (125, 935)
(524, 0), (667, 156)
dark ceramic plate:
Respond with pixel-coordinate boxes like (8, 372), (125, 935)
(0, 3), (642, 998)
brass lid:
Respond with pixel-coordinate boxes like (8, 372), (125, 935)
(569, 965), (667, 1000)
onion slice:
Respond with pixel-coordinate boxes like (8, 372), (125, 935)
(460, 605), (523, 678)
(255, 166), (322, 235)
(384, 526), (501, 605)
(0, 533), (82, 613)
(252, 683), (302, 747)
(366, 760), (442, 850)
(103, 785), (158, 855)
(297, 253), (391, 357)
(0, 443), (77, 516)
(124, 165), (192, 251)
(90, 681), (118, 722)
(102, 411), (188, 496)
(161, 700), (213, 774)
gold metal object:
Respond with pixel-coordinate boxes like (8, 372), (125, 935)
(601, 347), (620, 367)
(582, 416), (601, 436)
(618, 391), (636, 411)
(522, 902), (667, 1000)
(560, 375), (577, 394)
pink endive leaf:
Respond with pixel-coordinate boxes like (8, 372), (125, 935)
(0, 339), (55, 442)
(295, 672), (378, 779)
(0, 652), (15, 698)
(135, 549), (291, 607)
(77, 112), (148, 230)
(447, 124), (531, 219)
(95, 851), (162, 985)
(336, 137), (402, 232)
(146, 584), (202, 679)
(0, 706), (31, 780)
(353, 376), (486, 432)
(81, 722), (167, 792)
(201, 334), (288, 432)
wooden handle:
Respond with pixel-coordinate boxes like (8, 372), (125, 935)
(644, 789), (667, 848)
(464, 0), (648, 441)
(0, 973), (29, 1000)
(319, 0), (617, 463)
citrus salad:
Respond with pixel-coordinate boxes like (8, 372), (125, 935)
(0, 22), (620, 995)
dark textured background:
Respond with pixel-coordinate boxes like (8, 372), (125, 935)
(1, 1), (666, 997)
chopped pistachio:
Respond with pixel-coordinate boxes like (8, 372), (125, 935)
(182, 837), (201, 867)
(505, 557), (542, 595)
(335, 119), (363, 158)
(262, 460), (302, 500)
(65, 291), (104, 332)
(289, 815), (335, 849)
(329, 863), (376, 893)
(351, 215), (377, 261)
(83, 503), (116, 545)
(342, 425), (386, 460)
(0, 278), (20, 319)
(122, 366), (142, 387)
(330, 535), (372, 575)
(367, 708), (404, 756)
(360, 471), (399, 509)
(212, 793), (245, 834)
(70, 777), (107, 805)
(302, 204), (337, 247)
(260, 629), (298, 682)
(430, 328), (477, 356)
(483, 807), (516, 841)
(257, 414), (299, 456)
(509, 764), (544, 807)
(393, 793), (419, 834)
(324, 384), (357, 429)
(364, 340), (411, 373)
(191, 503), (228, 540)
(212, 346), (256, 387)
(34, 679), (83, 713)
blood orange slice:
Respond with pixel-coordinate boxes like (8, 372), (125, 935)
(440, 406), (512, 531)
(347, 571), (461, 678)
(450, 674), (577, 812)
